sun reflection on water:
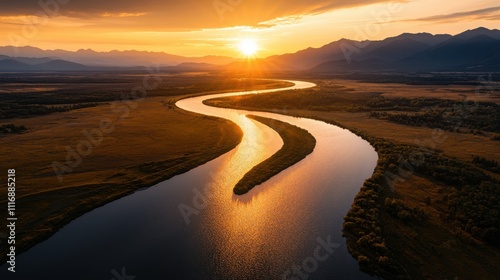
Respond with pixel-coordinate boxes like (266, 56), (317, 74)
(175, 81), (378, 278)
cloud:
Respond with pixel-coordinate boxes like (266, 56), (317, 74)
(258, 15), (304, 28)
(0, 0), (399, 30)
(404, 6), (500, 23)
(101, 12), (148, 18)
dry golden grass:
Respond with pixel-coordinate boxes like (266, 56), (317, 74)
(206, 78), (499, 167)
(0, 97), (241, 196)
(205, 78), (500, 279)
(0, 76), (294, 263)
(0, 96), (243, 261)
(293, 110), (500, 166)
(383, 175), (500, 280)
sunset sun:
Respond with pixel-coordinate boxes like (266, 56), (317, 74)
(238, 39), (258, 57)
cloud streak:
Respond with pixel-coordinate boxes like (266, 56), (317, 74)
(0, 0), (400, 30)
(404, 6), (500, 23)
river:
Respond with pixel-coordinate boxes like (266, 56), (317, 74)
(1, 80), (378, 280)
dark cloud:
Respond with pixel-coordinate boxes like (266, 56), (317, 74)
(404, 6), (500, 23)
(0, 0), (398, 29)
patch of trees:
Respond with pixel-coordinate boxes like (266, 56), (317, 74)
(339, 72), (500, 87)
(384, 198), (427, 223)
(371, 103), (500, 133)
(342, 133), (499, 278)
(343, 152), (410, 279)
(340, 132), (418, 279)
(414, 153), (491, 187)
(365, 97), (445, 112)
(471, 155), (500, 173)
(0, 103), (101, 119)
(448, 182), (500, 246)
(0, 123), (28, 134)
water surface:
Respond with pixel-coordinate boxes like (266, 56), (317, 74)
(1, 80), (378, 280)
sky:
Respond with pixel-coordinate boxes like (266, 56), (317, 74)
(0, 0), (499, 57)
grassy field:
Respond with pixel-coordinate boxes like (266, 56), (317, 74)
(321, 78), (500, 103)
(298, 110), (499, 169)
(233, 115), (316, 195)
(0, 75), (289, 263)
(0, 98), (243, 263)
(205, 78), (500, 280)
(207, 79), (499, 172)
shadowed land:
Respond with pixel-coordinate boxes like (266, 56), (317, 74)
(233, 115), (316, 195)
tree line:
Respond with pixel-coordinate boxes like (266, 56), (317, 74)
(342, 132), (499, 279)
(0, 123), (28, 134)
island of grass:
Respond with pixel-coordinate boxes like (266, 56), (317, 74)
(234, 115), (316, 195)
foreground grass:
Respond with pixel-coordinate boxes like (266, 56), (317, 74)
(205, 79), (500, 280)
(0, 77), (290, 264)
(233, 115), (316, 195)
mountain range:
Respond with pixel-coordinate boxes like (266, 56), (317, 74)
(0, 27), (499, 72)
(267, 27), (500, 72)
(0, 46), (236, 68)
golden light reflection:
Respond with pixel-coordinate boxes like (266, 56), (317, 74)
(195, 113), (310, 278)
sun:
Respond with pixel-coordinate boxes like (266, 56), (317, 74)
(238, 39), (258, 57)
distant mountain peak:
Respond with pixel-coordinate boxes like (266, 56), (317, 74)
(0, 46), (236, 67)
(76, 48), (96, 53)
(467, 26), (494, 32)
(0, 27), (498, 72)
(265, 26), (500, 72)
(456, 27), (500, 40)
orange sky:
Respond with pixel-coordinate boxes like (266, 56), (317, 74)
(1, 0), (499, 57)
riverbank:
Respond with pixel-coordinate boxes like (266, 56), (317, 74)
(233, 115), (316, 195)
(204, 79), (500, 280)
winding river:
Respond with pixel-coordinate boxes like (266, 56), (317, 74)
(2, 80), (378, 280)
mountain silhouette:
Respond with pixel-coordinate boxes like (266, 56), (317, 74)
(305, 27), (500, 72)
(0, 27), (498, 72)
(0, 58), (90, 71)
(0, 46), (235, 67)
